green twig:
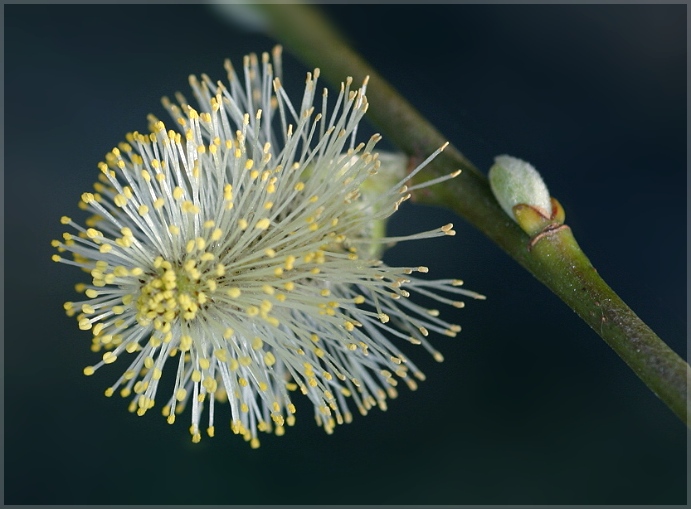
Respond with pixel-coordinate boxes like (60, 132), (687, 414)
(258, 4), (689, 425)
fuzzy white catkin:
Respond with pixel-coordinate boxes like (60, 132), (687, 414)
(52, 47), (484, 447)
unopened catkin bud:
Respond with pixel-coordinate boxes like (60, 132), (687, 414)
(489, 155), (562, 236)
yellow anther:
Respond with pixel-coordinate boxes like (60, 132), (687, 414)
(182, 201), (200, 214)
(198, 252), (213, 263)
(83, 366), (95, 376)
(202, 375), (218, 392)
(263, 352), (276, 367)
(133, 381), (148, 394)
(102, 352), (117, 364)
(211, 228), (223, 241)
(213, 349), (228, 362)
(180, 335), (193, 352)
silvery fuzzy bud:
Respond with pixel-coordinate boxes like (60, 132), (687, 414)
(489, 155), (563, 236)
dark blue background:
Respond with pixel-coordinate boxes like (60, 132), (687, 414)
(5, 4), (686, 505)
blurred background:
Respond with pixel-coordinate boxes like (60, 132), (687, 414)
(4, 4), (686, 505)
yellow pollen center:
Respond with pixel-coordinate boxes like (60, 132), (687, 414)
(135, 258), (216, 330)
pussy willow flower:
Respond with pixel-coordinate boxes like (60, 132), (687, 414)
(52, 46), (484, 447)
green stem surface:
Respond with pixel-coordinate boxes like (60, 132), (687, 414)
(259, 4), (689, 425)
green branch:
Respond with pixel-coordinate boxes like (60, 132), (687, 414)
(258, 4), (689, 425)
